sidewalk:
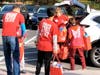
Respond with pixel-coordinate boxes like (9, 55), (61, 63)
(0, 61), (100, 75)
(0, 66), (100, 75)
(0, 61), (35, 75)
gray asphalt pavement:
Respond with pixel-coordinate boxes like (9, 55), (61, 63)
(0, 29), (100, 75)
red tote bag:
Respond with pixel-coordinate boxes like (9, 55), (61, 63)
(58, 26), (67, 43)
(50, 56), (63, 75)
(84, 36), (92, 51)
(18, 38), (24, 62)
(59, 45), (69, 60)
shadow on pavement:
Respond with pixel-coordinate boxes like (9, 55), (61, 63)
(63, 73), (80, 75)
(24, 47), (37, 66)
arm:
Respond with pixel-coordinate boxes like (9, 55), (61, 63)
(20, 23), (26, 37)
(53, 35), (58, 53)
(52, 23), (59, 54)
(68, 28), (72, 40)
(35, 28), (39, 44)
(64, 15), (69, 24)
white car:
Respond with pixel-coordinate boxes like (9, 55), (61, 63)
(80, 11), (100, 67)
(56, 0), (100, 68)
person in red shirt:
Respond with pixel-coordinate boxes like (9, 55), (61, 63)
(2, 4), (26, 75)
(53, 6), (69, 28)
(17, 27), (27, 74)
(35, 7), (58, 75)
(53, 6), (69, 44)
(68, 17), (86, 70)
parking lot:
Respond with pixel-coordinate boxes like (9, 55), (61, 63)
(0, 0), (100, 75)
(0, 29), (100, 75)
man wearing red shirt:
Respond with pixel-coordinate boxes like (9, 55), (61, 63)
(35, 7), (58, 75)
(2, 5), (26, 75)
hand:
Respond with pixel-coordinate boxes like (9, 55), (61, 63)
(53, 50), (59, 56)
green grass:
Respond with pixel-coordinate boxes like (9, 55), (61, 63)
(81, 1), (100, 10)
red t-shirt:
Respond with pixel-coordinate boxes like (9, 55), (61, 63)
(68, 25), (85, 49)
(37, 19), (58, 52)
(2, 11), (25, 36)
(53, 14), (69, 42)
(53, 14), (69, 27)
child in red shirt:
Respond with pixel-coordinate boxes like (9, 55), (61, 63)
(35, 7), (58, 75)
(68, 17), (86, 70)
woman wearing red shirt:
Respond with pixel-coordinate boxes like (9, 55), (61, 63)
(53, 6), (69, 44)
(35, 7), (58, 75)
(53, 6), (69, 28)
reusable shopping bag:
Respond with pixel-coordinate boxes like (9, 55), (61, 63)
(58, 26), (67, 43)
(18, 38), (24, 62)
(59, 44), (69, 60)
(83, 33), (92, 50)
(50, 55), (63, 75)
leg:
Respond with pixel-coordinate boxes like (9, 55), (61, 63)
(9, 37), (20, 75)
(20, 54), (25, 73)
(2, 36), (12, 75)
(44, 52), (52, 75)
(35, 50), (44, 75)
(69, 48), (76, 70)
(19, 38), (25, 73)
(77, 48), (86, 69)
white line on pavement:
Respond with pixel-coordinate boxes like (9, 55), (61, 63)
(25, 51), (37, 54)
(0, 56), (4, 61)
(24, 35), (37, 45)
(25, 59), (37, 62)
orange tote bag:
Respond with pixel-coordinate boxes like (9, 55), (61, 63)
(58, 26), (67, 43)
(18, 38), (24, 62)
(50, 56), (63, 75)
(59, 45), (69, 60)
(84, 36), (92, 51)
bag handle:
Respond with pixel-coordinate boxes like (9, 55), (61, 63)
(52, 55), (60, 63)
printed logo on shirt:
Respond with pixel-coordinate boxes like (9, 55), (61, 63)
(40, 22), (51, 37)
(5, 13), (17, 22)
(59, 27), (63, 31)
(54, 19), (58, 23)
(61, 20), (64, 23)
(71, 27), (81, 39)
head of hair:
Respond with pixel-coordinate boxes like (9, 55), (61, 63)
(12, 4), (20, 10)
(69, 16), (80, 25)
(69, 16), (75, 24)
(56, 6), (61, 11)
(55, 6), (62, 13)
(47, 7), (55, 17)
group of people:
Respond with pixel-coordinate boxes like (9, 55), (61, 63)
(2, 4), (86, 75)
(35, 6), (86, 75)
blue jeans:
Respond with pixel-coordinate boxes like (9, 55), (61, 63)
(2, 36), (20, 75)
